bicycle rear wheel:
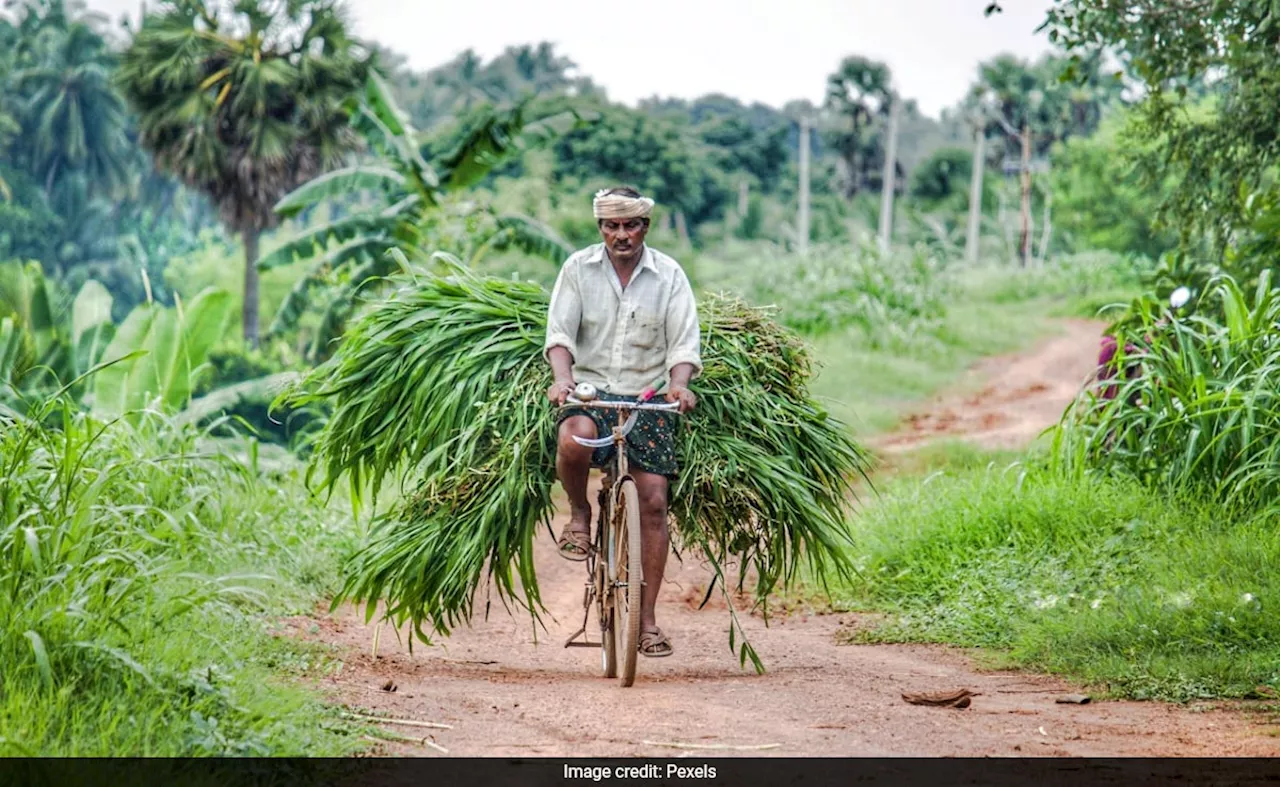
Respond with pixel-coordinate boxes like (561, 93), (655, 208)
(611, 478), (643, 687)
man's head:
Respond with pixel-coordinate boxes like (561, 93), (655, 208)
(594, 185), (652, 266)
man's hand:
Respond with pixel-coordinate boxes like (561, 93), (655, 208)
(548, 380), (575, 406)
(665, 384), (697, 414)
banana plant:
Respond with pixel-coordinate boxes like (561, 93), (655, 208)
(90, 287), (232, 418)
(0, 260), (114, 402)
(256, 71), (596, 361)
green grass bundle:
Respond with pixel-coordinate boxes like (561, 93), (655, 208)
(283, 258), (872, 659)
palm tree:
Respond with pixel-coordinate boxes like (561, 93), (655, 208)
(11, 2), (130, 198)
(254, 72), (597, 361)
(115, 0), (373, 348)
(439, 49), (502, 113)
(823, 55), (893, 198)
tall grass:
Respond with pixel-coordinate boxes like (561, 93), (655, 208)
(0, 396), (358, 755)
(837, 456), (1279, 701)
(1055, 272), (1280, 513)
(963, 250), (1149, 319)
(692, 240), (951, 346)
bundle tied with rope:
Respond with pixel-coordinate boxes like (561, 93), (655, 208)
(279, 256), (872, 666)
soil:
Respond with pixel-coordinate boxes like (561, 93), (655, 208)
(874, 319), (1105, 453)
(283, 319), (1279, 757)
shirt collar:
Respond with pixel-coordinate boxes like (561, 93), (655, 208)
(587, 243), (654, 276)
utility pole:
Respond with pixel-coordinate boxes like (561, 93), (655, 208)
(965, 122), (986, 265)
(1018, 123), (1032, 267)
(877, 95), (900, 255)
(798, 115), (811, 256)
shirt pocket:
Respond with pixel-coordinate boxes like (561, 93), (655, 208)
(628, 308), (664, 350)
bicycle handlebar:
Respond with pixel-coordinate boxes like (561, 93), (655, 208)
(559, 396), (681, 412)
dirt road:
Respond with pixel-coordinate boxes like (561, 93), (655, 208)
(874, 318), (1105, 453)
(289, 320), (1277, 756)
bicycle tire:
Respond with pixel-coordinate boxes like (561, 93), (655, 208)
(596, 487), (617, 678)
(613, 478), (643, 687)
(599, 560), (617, 678)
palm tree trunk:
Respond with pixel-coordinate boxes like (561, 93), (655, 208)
(242, 227), (261, 348)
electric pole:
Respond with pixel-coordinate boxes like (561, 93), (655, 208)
(878, 95), (901, 254)
(798, 114), (811, 256)
(965, 122), (986, 265)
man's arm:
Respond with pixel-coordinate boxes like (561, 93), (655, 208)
(664, 266), (702, 413)
(547, 346), (576, 405)
(545, 259), (582, 405)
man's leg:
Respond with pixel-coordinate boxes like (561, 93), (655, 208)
(556, 416), (596, 558)
(630, 468), (671, 654)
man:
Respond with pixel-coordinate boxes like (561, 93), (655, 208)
(543, 185), (702, 659)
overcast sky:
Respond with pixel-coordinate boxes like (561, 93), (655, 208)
(83, 0), (1055, 119)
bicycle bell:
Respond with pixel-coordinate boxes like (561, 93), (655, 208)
(574, 382), (598, 401)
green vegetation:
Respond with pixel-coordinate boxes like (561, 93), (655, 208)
(0, 399), (358, 755)
(836, 454), (1278, 702)
(4, 0), (1278, 756)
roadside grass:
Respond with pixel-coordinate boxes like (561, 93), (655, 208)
(0, 401), (364, 756)
(808, 250), (1138, 435)
(827, 448), (1280, 703)
(809, 295), (1058, 434)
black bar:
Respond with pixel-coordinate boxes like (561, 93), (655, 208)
(2, 758), (1279, 787)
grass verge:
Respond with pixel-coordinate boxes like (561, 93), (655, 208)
(0, 401), (363, 755)
(831, 449), (1280, 703)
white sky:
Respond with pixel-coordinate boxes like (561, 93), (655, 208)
(85, 0), (1055, 119)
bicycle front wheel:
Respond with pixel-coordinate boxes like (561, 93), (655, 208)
(611, 478), (644, 687)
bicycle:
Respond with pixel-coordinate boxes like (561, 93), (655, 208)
(558, 383), (680, 687)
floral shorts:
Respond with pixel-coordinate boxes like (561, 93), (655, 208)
(557, 392), (680, 480)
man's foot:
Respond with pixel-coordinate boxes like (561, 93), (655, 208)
(638, 627), (673, 657)
(556, 519), (591, 562)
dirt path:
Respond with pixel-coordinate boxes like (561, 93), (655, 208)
(287, 319), (1277, 757)
(874, 318), (1105, 453)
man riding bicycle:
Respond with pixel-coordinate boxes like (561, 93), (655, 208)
(543, 185), (702, 659)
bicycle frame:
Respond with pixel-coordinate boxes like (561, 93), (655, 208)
(558, 394), (679, 654)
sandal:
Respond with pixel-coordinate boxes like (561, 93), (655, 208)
(556, 526), (592, 562)
(638, 628), (673, 658)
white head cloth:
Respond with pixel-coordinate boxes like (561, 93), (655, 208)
(593, 189), (655, 220)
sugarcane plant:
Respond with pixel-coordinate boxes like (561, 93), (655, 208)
(280, 255), (873, 670)
(255, 71), (598, 361)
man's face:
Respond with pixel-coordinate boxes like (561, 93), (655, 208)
(599, 217), (648, 264)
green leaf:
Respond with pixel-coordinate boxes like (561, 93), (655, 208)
(175, 371), (301, 426)
(89, 288), (231, 416)
(166, 288), (233, 409)
(23, 631), (52, 690)
(71, 280), (113, 347)
(92, 304), (159, 418)
(274, 165), (407, 218)
(256, 215), (396, 270)
(484, 214), (573, 264)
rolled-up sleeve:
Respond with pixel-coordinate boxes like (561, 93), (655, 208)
(664, 266), (702, 378)
(544, 259), (581, 362)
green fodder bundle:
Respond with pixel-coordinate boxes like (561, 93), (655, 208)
(284, 261), (872, 649)
(1053, 272), (1280, 512)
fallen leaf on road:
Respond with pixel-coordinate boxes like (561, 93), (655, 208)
(901, 688), (977, 708)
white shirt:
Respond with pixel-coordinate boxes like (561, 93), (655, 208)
(544, 243), (702, 395)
